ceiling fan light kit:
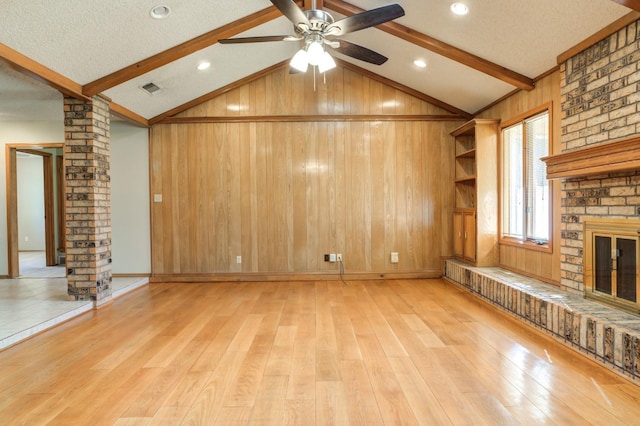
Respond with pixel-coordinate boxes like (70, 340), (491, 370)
(219, 0), (405, 77)
(306, 40), (325, 66)
(290, 49), (309, 72)
(318, 51), (336, 73)
(290, 37), (337, 73)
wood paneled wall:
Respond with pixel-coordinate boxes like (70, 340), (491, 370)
(176, 67), (450, 117)
(150, 67), (462, 280)
(477, 71), (562, 284)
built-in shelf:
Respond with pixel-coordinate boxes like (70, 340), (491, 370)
(542, 134), (640, 179)
(455, 149), (476, 159)
(455, 176), (477, 184)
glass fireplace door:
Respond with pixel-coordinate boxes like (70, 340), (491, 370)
(594, 235), (612, 295)
(616, 237), (637, 303)
(592, 233), (639, 309)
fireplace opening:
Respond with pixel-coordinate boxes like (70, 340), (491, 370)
(584, 220), (640, 315)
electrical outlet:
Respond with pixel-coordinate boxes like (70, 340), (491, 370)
(390, 252), (399, 264)
(336, 253), (342, 262)
(236, 256), (242, 264)
(329, 253), (336, 262)
(324, 254), (330, 262)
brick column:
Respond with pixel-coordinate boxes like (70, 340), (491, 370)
(64, 95), (112, 307)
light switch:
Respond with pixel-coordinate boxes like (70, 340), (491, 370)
(154, 194), (163, 203)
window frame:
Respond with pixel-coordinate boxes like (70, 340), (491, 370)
(499, 103), (553, 253)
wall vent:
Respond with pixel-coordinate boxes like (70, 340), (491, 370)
(140, 82), (162, 95)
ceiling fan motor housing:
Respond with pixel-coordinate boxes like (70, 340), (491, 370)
(218, 0), (404, 67)
(296, 9), (334, 34)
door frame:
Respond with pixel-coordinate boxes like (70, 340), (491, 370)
(5, 143), (64, 277)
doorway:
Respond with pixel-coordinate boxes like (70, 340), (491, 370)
(6, 143), (65, 278)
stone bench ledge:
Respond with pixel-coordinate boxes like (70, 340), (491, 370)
(443, 259), (640, 383)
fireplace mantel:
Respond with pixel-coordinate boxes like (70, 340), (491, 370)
(542, 135), (640, 180)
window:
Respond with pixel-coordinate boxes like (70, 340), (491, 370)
(501, 107), (550, 246)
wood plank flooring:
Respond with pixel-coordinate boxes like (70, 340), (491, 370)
(1, 278), (639, 425)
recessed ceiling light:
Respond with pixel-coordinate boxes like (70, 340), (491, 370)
(197, 62), (211, 71)
(413, 59), (427, 68)
(450, 3), (469, 15)
(150, 5), (171, 19)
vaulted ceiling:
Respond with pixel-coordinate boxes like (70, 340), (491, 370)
(0, 0), (637, 126)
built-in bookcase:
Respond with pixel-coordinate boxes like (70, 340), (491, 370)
(454, 132), (476, 208)
(451, 119), (499, 266)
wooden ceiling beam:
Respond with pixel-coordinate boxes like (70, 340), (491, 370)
(0, 43), (85, 99)
(109, 102), (150, 127)
(82, 5), (286, 97)
(324, 0), (535, 91)
(1, 42), (150, 126)
(611, 0), (640, 12)
(304, 0), (322, 10)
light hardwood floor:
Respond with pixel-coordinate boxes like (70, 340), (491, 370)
(0, 278), (639, 425)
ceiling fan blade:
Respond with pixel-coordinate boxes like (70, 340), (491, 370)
(270, 0), (311, 28)
(218, 35), (299, 44)
(325, 4), (405, 36)
(331, 40), (388, 65)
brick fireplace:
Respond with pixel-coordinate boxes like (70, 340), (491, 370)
(556, 18), (640, 294)
(443, 18), (640, 383)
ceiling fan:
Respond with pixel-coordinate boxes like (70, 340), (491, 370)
(219, 0), (405, 73)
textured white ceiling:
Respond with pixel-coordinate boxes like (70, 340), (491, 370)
(352, 0), (630, 76)
(0, 0), (633, 121)
(0, 0), (271, 83)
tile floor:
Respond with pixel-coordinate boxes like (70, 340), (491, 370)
(19, 251), (66, 278)
(0, 252), (148, 350)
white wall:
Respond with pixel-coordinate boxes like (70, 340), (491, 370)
(17, 154), (45, 250)
(110, 121), (151, 274)
(0, 119), (151, 275)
